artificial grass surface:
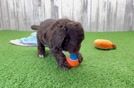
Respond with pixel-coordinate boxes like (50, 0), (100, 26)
(0, 30), (134, 88)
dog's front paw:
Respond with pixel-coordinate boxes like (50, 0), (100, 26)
(78, 54), (83, 63)
(60, 61), (71, 70)
(39, 54), (44, 58)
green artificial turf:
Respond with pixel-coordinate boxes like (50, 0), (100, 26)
(0, 30), (134, 88)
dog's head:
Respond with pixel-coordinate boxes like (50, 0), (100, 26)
(63, 21), (84, 53)
(51, 19), (84, 53)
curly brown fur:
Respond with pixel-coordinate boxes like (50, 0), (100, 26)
(31, 18), (84, 70)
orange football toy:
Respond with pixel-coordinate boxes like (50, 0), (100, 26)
(66, 53), (80, 68)
(94, 39), (116, 49)
(66, 57), (79, 67)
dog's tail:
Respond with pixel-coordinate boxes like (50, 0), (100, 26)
(31, 25), (40, 30)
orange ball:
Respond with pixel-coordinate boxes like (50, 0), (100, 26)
(66, 57), (79, 67)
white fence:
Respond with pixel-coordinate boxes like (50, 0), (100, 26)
(0, 0), (134, 32)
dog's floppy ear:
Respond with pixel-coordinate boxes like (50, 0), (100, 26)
(51, 21), (67, 49)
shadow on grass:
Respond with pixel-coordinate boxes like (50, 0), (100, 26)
(95, 47), (117, 51)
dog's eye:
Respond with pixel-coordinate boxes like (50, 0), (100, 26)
(59, 25), (63, 28)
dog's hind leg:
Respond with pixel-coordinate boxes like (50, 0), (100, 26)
(37, 36), (46, 58)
